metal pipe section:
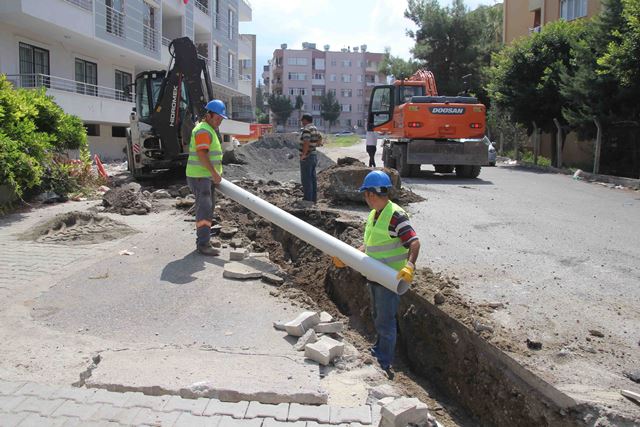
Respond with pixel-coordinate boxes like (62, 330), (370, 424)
(217, 179), (409, 295)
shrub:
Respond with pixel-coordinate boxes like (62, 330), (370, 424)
(0, 75), (89, 197)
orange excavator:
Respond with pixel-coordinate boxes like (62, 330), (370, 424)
(367, 69), (487, 178)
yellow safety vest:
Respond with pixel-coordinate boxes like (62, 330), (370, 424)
(186, 121), (223, 178)
(364, 201), (410, 271)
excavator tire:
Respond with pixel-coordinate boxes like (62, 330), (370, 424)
(397, 144), (412, 178)
(434, 165), (454, 174)
(455, 165), (482, 179)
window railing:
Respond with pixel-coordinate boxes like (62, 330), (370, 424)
(162, 36), (171, 47)
(195, 0), (209, 15)
(64, 0), (92, 11)
(105, 5), (125, 38)
(211, 59), (222, 79)
(143, 24), (158, 51)
(5, 73), (132, 102)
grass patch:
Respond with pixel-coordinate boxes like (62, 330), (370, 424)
(324, 134), (362, 148)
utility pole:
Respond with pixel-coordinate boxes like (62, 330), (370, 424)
(593, 118), (602, 175)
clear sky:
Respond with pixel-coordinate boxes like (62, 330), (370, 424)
(241, 0), (499, 83)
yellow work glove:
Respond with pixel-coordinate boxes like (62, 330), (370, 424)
(332, 256), (346, 268)
(397, 262), (415, 283)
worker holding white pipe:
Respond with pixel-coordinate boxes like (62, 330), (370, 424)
(333, 170), (420, 379)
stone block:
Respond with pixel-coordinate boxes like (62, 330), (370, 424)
(244, 401), (289, 421)
(314, 321), (344, 334)
(284, 311), (320, 337)
(0, 380), (26, 395)
(13, 382), (60, 399)
(14, 396), (65, 415)
(287, 402), (330, 423)
(230, 248), (249, 261)
(368, 384), (401, 402)
(380, 397), (429, 427)
(273, 320), (287, 331)
(230, 238), (244, 248)
(319, 312), (333, 323)
(49, 386), (97, 403)
(92, 404), (142, 424)
(173, 412), (214, 427)
(293, 329), (318, 351)
(329, 405), (372, 424)
(15, 413), (68, 427)
(86, 389), (130, 407)
(223, 262), (262, 280)
(162, 395), (209, 415)
(51, 400), (101, 420)
(202, 399), (248, 418)
(263, 417), (306, 426)
(0, 412), (28, 427)
(0, 394), (27, 412)
(131, 408), (182, 426)
(220, 227), (239, 238)
(249, 252), (270, 259)
(304, 336), (345, 365)
(262, 273), (285, 285)
(122, 392), (170, 410)
(216, 416), (264, 426)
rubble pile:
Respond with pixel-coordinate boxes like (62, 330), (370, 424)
(102, 182), (153, 215)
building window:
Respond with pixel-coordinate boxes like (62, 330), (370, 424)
(316, 118), (323, 126)
(314, 58), (325, 70)
(329, 74), (336, 81)
(213, 44), (221, 78)
(288, 88), (306, 96)
(346, 119), (352, 127)
(287, 117), (298, 126)
(75, 58), (98, 96)
(112, 126), (127, 137)
(341, 104), (351, 112)
(357, 75), (363, 83)
(312, 88), (325, 96)
(313, 73), (324, 80)
(357, 89), (363, 97)
(341, 89), (352, 98)
(342, 60), (351, 67)
(341, 74), (352, 83)
(85, 124), (100, 136)
(287, 57), (308, 66)
(105, 0), (125, 38)
(328, 88), (336, 96)
(19, 42), (50, 87)
(330, 60), (336, 66)
(357, 103), (365, 112)
(560, 0), (587, 20)
(212, 0), (219, 28)
(228, 52), (235, 82)
(143, 3), (157, 51)
(228, 9), (235, 39)
(288, 72), (306, 80)
(357, 119), (363, 127)
(115, 70), (132, 101)
(312, 103), (321, 111)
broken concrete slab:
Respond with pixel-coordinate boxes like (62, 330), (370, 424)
(262, 273), (284, 286)
(273, 321), (286, 331)
(249, 252), (270, 259)
(223, 262), (262, 280)
(293, 329), (318, 351)
(285, 312), (321, 337)
(314, 322), (344, 334)
(229, 249), (248, 261)
(368, 384), (401, 402)
(380, 397), (429, 427)
(220, 227), (239, 238)
(230, 239), (244, 248)
(152, 190), (172, 199)
(304, 336), (345, 366)
(319, 312), (333, 323)
(85, 349), (326, 405)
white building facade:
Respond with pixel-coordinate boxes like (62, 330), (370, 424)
(0, 0), (254, 161)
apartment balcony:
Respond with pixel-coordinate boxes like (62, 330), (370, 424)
(6, 73), (133, 124)
(239, 35), (252, 60)
(0, 0), (94, 39)
(194, 0), (212, 34)
(64, 0), (93, 11)
(238, 0), (252, 22)
(238, 73), (252, 97)
(312, 79), (324, 85)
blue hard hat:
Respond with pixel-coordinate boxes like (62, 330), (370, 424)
(205, 99), (228, 119)
(359, 170), (392, 192)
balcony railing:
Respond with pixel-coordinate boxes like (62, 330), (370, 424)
(238, 74), (252, 81)
(195, 0), (209, 15)
(143, 25), (158, 52)
(64, 0), (92, 11)
(162, 36), (171, 47)
(105, 5), (125, 38)
(6, 74), (132, 102)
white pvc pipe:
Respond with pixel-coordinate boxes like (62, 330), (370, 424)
(217, 179), (409, 295)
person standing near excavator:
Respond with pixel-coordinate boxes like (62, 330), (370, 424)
(186, 99), (226, 256)
(299, 113), (322, 203)
(332, 170), (420, 378)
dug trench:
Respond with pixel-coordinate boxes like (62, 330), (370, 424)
(213, 179), (589, 427)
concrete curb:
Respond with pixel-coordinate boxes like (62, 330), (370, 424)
(574, 170), (640, 190)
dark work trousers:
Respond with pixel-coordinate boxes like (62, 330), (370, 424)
(299, 153), (318, 202)
(187, 177), (216, 246)
(366, 145), (377, 167)
(368, 281), (400, 369)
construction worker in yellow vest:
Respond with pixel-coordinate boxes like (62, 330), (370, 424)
(186, 99), (226, 256)
(332, 170), (420, 379)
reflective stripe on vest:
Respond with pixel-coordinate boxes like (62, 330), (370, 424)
(186, 122), (223, 178)
(364, 201), (409, 271)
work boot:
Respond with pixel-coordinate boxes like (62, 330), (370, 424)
(383, 366), (395, 380)
(197, 243), (220, 256)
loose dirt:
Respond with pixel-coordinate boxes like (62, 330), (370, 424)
(18, 211), (136, 245)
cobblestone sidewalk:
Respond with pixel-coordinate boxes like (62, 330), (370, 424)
(0, 380), (379, 426)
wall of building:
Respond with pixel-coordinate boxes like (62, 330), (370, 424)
(88, 124), (128, 162)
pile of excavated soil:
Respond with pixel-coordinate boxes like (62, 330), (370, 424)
(318, 158), (425, 206)
(102, 182), (153, 215)
(222, 134), (335, 182)
(19, 211), (137, 245)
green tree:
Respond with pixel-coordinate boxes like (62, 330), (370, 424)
(255, 82), (269, 124)
(379, 48), (420, 80)
(320, 91), (341, 132)
(267, 94), (293, 126)
(295, 94), (304, 122)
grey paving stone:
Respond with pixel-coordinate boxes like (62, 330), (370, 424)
(0, 411), (28, 427)
(287, 403), (330, 423)
(122, 392), (170, 410)
(83, 421), (121, 427)
(51, 400), (101, 420)
(245, 401), (289, 421)
(262, 417), (306, 426)
(85, 389), (130, 407)
(304, 422), (343, 427)
(49, 387), (97, 403)
(202, 399), (248, 418)
(14, 382), (61, 399)
(0, 380), (27, 395)
(162, 395), (209, 415)
(13, 396), (65, 415)
(131, 407), (183, 426)
(91, 404), (141, 424)
(16, 413), (68, 427)
(173, 412), (216, 427)
(329, 406), (372, 424)
(216, 416), (263, 426)
(0, 395), (27, 412)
